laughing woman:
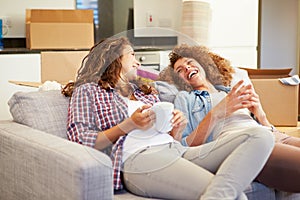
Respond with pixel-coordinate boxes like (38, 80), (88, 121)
(168, 43), (300, 192)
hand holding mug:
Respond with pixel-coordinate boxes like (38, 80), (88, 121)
(151, 102), (174, 133)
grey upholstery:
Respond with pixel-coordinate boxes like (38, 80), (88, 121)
(0, 89), (299, 200)
(0, 120), (113, 200)
(8, 90), (70, 139)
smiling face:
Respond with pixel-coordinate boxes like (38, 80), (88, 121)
(173, 57), (209, 90)
(121, 45), (140, 81)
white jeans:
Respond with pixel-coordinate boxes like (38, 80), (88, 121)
(122, 127), (274, 200)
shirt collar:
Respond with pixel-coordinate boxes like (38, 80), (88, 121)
(192, 85), (231, 96)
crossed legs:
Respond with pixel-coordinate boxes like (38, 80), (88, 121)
(256, 131), (300, 192)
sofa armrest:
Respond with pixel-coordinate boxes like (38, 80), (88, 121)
(0, 120), (113, 200)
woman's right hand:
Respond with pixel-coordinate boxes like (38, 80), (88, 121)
(212, 80), (254, 119)
(118, 104), (155, 134)
(130, 105), (156, 130)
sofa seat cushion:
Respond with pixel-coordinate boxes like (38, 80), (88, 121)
(8, 90), (70, 139)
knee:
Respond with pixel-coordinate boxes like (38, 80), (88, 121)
(248, 127), (275, 149)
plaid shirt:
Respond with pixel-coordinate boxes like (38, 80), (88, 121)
(67, 82), (160, 190)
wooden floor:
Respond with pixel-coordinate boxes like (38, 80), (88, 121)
(276, 122), (300, 137)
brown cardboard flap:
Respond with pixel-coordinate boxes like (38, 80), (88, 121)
(26, 9), (94, 23)
(9, 81), (42, 88)
(239, 67), (292, 79)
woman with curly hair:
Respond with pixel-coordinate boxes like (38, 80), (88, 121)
(62, 37), (274, 200)
(168, 43), (300, 192)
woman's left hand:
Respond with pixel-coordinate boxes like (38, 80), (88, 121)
(245, 85), (261, 114)
(244, 85), (270, 126)
(169, 109), (187, 141)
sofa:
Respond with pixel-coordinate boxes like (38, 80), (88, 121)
(0, 86), (300, 200)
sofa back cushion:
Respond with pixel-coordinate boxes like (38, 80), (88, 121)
(8, 90), (70, 139)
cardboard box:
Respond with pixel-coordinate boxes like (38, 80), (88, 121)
(9, 51), (88, 87)
(26, 9), (94, 49)
(251, 79), (298, 126)
(240, 68), (298, 126)
(41, 51), (88, 84)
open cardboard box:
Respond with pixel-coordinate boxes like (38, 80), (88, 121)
(26, 9), (94, 50)
(241, 68), (299, 126)
(40, 51), (89, 83)
(9, 51), (89, 88)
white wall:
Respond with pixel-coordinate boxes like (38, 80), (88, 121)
(132, 0), (259, 69)
(0, 54), (40, 120)
(260, 0), (298, 75)
(0, 0), (75, 38)
(133, 0), (182, 37)
(209, 0), (259, 68)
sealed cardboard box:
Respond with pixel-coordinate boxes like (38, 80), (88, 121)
(26, 9), (94, 49)
(251, 79), (298, 126)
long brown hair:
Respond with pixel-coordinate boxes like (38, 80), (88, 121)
(62, 37), (153, 97)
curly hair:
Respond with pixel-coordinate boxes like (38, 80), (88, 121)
(62, 37), (154, 97)
(208, 52), (235, 86)
(169, 44), (224, 86)
(158, 44), (236, 90)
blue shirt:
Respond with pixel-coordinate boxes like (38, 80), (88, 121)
(173, 85), (230, 146)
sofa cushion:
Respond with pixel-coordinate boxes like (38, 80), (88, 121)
(8, 90), (70, 139)
(153, 81), (179, 103)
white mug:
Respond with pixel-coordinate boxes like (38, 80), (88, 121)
(151, 102), (174, 133)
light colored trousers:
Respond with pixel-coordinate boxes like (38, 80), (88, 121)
(123, 127), (274, 200)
